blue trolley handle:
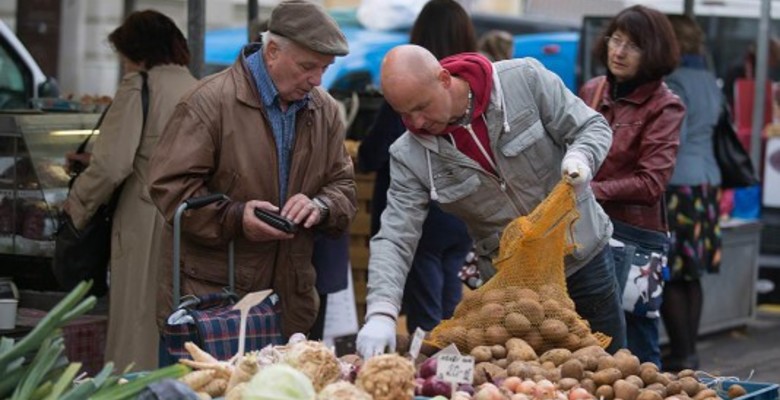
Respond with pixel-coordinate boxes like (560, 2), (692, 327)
(172, 193), (235, 309)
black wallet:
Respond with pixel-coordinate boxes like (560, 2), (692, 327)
(254, 208), (298, 233)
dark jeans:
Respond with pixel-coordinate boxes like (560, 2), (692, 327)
(566, 246), (627, 354)
(625, 312), (661, 366)
(402, 212), (472, 333)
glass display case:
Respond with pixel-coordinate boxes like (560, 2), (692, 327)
(0, 112), (99, 257)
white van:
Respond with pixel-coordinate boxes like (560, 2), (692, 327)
(0, 20), (58, 110)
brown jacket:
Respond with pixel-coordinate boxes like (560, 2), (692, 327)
(149, 50), (357, 336)
(580, 76), (684, 232)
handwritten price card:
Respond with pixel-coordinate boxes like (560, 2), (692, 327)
(435, 354), (475, 384)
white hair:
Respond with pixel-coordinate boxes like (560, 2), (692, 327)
(262, 31), (292, 50)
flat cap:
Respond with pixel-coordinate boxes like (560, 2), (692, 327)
(269, 0), (349, 56)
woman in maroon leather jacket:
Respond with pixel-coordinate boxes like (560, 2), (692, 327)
(579, 5), (685, 366)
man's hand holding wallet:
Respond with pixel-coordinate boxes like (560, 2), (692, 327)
(242, 194), (328, 242)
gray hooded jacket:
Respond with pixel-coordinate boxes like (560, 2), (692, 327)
(365, 58), (614, 321)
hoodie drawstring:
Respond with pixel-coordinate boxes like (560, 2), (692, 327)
(426, 149), (439, 201)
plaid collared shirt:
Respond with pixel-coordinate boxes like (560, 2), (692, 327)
(245, 48), (308, 204)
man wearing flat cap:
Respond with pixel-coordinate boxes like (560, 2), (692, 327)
(149, 0), (357, 355)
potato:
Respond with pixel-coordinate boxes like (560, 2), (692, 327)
(613, 379), (640, 400)
(646, 383), (668, 398)
(573, 345), (608, 360)
(491, 345), (507, 360)
(655, 373), (672, 386)
(540, 348), (572, 366)
(543, 367), (561, 383)
(592, 367), (622, 386)
(482, 288), (509, 304)
(666, 380), (683, 396)
(542, 299), (563, 318)
(679, 377), (700, 397)
(494, 358), (509, 369)
(727, 384), (747, 399)
(693, 389), (718, 400)
(480, 303), (507, 325)
(523, 329), (545, 351)
(558, 378), (580, 391)
(559, 296), (576, 310)
(639, 366), (658, 386)
(615, 353), (641, 377)
(506, 338), (538, 362)
(580, 378), (597, 395)
(470, 345), (493, 363)
(677, 369), (695, 378)
(466, 328), (485, 351)
(516, 299), (545, 325)
(597, 385), (616, 400)
(485, 325), (511, 346)
(625, 375), (645, 389)
(561, 334), (582, 351)
(637, 389), (664, 400)
(435, 325), (465, 348)
(513, 288), (541, 303)
(639, 362), (659, 373)
(560, 359), (584, 380)
(507, 361), (533, 379)
(505, 312), (532, 337)
(540, 319), (569, 342)
(597, 356), (618, 371)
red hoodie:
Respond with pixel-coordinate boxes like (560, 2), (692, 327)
(404, 52), (496, 174)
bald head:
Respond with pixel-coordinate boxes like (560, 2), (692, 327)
(381, 45), (443, 104)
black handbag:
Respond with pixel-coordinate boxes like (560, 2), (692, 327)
(53, 72), (149, 297)
(714, 104), (760, 189)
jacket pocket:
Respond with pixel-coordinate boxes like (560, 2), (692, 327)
(500, 121), (554, 180)
(434, 173), (480, 203)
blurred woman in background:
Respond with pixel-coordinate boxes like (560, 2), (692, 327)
(662, 15), (723, 372)
(579, 5), (684, 366)
(63, 10), (197, 370)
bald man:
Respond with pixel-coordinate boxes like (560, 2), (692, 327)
(357, 45), (626, 357)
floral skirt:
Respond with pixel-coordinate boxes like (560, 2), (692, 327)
(665, 185), (722, 281)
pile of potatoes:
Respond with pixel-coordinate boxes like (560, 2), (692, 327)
(467, 342), (718, 400)
(432, 284), (602, 355)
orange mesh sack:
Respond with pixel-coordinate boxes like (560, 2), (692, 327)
(428, 181), (611, 355)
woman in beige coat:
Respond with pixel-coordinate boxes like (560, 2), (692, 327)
(63, 10), (197, 371)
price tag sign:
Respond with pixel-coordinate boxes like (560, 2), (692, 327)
(435, 354), (475, 384)
(408, 327), (426, 360)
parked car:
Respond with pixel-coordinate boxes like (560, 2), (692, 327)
(0, 20), (59, 110)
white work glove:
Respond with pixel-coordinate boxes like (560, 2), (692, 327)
(356, 315), (396, 358)
(561, 151), (592, 190)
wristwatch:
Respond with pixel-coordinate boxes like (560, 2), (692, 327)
(312, 197), (330, 223)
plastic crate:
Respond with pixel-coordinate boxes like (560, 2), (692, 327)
(719, 381), (780, 400)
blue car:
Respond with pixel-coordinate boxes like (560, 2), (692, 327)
(204, 12), (580, 93)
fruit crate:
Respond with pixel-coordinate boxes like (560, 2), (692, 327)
(718, 381), (780, 400)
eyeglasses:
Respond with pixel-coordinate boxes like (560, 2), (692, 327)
(605, 36), (642, 56)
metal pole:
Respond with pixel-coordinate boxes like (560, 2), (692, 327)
(188, 0), (205, 78)
(751, 0), (771, 174)
(248, 0), (258, 43)
(683, 0), (694, 18)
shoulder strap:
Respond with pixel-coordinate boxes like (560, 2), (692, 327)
(76, 71), (150, 154)
(589, 76), (607, 110)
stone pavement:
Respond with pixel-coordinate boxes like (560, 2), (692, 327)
(693, 306), (780, 383)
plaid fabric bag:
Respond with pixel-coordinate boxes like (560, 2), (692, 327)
(162, 291), (285, 360)
(160, 194), (285, 361)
